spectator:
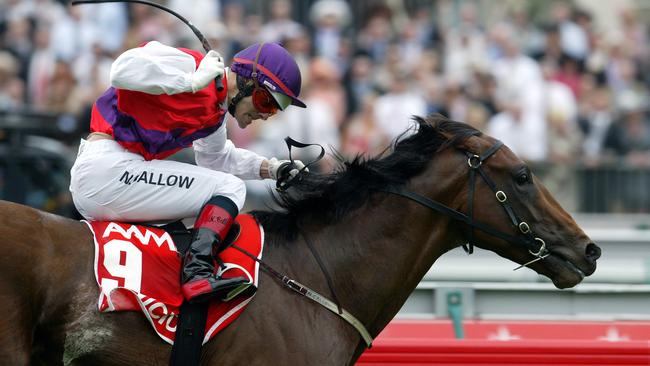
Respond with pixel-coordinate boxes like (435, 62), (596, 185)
(50, 5), (85, 62)
(487, 88), (547, 162)
(309, 0), (351, 70)
(464, 102), (490, 131)
(373, 70), (426, 141)
(604, 40), (640, 95)
(3, 17), (32, 78)
(602, 91), (650, 212)
(168, 0), (219, 37)
(550, 1), (589, 61)
(341, 93), (387, 157)
(489, 22), (545, 119)
(440, 78), (471, 122)
(280, 27), (311, 83)
(603, 90), (650, 163)
(543, 60), (582, 211)
(443, 27), (487, 86)
(308, 57), (347, 127)
(541, 63), (580, 126)
(0, 51), (24, 110)
(260, 0), (302, 43)
(42, 60), (83, 116)
(343, 51), (376, 117)
(579, 86), (615, 161)
(618, 7), (649, 75)
(356, 6), (394, 63)
(77, 2), (128, 54)
(221, 0), (248, 51)
(26, 25), (55, 108)
(510, 6), (546, 57)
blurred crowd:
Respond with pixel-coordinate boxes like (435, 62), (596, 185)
(0, 0), (649, 211)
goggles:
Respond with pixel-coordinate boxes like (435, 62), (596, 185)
(252, 87), (280, 115)
(228, 43), (293, 117)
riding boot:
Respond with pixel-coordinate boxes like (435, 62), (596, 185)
(181, 196), (250, 303)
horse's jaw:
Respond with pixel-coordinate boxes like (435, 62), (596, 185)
(538, 252), (594, 289)
(486, 240), (597, 289)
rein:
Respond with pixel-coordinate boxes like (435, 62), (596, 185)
(382, 140), (550, 270)
(231, 239), (373, 347)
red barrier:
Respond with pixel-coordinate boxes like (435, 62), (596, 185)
(357, 320), (650, 365)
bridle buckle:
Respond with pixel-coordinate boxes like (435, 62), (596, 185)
(467, 155), (481, 169)
(495, 190), (507, 203)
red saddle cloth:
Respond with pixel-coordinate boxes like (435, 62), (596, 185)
(83, 214), (264, 345)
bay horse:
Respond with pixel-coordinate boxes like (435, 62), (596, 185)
(0, 115), (600, 365)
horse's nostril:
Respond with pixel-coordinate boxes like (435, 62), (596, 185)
(585, 243), (601, 262)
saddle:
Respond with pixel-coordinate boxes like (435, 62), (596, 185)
(83, 214), (264, 345)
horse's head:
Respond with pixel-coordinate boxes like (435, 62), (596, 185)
(261, 115), (600, 290)
(446, 132), (601, 289)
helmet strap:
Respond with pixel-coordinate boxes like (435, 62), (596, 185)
(227, 43), (265, 117)
(228, 75), (254, 116)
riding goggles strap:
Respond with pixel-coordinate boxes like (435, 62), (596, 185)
(230, 243), (373, 348)
(228, 74), (254, 116)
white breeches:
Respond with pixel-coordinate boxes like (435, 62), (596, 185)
(69, 139), (246, 222)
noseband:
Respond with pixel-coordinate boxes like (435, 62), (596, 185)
(383, 140), (550, 270)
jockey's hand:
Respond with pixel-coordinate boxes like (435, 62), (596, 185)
(191, 50), (225, 92)
(267, 158), (308, 181)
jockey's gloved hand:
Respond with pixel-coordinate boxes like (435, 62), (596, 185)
(267, 157), (308, 181)
(191, 50), (225, 92)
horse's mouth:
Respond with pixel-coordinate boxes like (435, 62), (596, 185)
(558, 255), (586, 278)
(544, 251), (592, 289)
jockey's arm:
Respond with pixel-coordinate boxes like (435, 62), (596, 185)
(110, 41), (217, 95)
(193, 124), (267, 180)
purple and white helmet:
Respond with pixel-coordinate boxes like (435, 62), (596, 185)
(231, 43), (306, 110)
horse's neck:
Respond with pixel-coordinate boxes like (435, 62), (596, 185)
(306, 194), (458, 337)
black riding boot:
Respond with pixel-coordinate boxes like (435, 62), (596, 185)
(181, 196), (250, 303)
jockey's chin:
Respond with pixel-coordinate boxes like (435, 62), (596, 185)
(236, 111), (272, 129)
(236, 114), (255, 129)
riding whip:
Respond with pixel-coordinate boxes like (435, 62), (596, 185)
(70, 0), (225, 91)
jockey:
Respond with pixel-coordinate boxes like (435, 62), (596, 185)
(69, 41), (307, 303)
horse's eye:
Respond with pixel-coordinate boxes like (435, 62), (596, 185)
(516, 173), (530, 185)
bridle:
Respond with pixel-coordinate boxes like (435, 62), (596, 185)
(382, 140), (550, 270)
(231, 138), (551, 352)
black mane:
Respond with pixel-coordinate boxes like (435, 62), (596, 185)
(251, 115), (481, 240)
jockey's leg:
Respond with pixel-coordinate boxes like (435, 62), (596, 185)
(70, 139), (246, 222)
(181, 195), (251, 303)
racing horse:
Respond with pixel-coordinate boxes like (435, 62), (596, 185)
(0, 115), (600, 365)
